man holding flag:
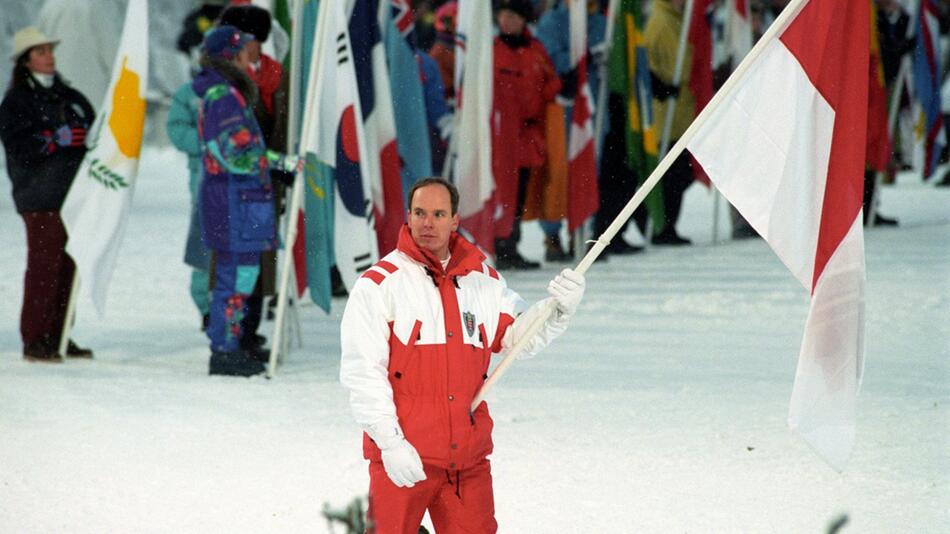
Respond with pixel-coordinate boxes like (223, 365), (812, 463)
(340, 177), (586, 533)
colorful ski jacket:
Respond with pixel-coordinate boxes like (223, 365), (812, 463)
(193, 67), (283, 253)
(340, 225), (570, 470)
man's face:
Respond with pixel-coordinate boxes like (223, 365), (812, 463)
(408, 184), (459, 260)
(496, 9), (526, 36)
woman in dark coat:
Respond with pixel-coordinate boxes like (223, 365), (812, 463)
(0, 27), (95, 362)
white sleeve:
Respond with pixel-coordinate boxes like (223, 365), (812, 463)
(339, 278), (400, 436)
(496, 280), (570, 361)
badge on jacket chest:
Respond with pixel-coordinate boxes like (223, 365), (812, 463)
(463, 311), (476, 338)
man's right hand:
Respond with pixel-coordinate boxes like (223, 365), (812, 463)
(380, 438), (427, 488)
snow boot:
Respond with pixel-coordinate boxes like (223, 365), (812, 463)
(65, 340), (94, 359)
(23, 337), (63, 363)
(209, 350), (265, 377)
(544, 235), (572, 262)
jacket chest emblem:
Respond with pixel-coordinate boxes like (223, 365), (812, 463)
(463, 311), (476, 338)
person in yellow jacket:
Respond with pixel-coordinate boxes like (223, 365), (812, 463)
(644, 0), (695, 245)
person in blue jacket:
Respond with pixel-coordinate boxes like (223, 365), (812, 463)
(166, 80), (211, 331)
(193, 26), (300, 376)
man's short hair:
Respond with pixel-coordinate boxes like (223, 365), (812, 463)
(407, 177), (459, 215)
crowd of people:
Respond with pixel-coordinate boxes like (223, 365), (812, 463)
(2, 1), (947, 532)
(2, 0), (947, 363)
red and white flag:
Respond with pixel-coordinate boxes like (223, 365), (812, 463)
(452, 0), (495, 254)
(685, 0), (868, 470)
(566, 0), (599, 233)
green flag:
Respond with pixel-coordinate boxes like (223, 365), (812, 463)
(607, 0), (665, 232)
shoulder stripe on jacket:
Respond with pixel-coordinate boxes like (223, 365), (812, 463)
(360, 259), (401, 285)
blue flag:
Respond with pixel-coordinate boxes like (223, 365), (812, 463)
(384, 0), (432, 193)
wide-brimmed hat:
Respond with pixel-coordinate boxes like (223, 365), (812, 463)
(11, 26), (59, 61)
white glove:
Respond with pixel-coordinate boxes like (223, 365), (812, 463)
(380, 438), (427, 488)
(367, 422), (426, 488)
(547, 268), (585, 317)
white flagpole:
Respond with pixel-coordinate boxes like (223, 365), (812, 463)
(268, 0), (317, 377)
(58, 271), (79, 357)
(472, 0), (811, 411)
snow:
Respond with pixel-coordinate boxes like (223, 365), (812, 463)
(1, 147), (948, 532)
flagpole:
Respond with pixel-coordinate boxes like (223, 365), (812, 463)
(268, 0), (314, 377)
(472, 0), (812, 411)
(58, 271), (79, 357)
(657, 0), (695, 159)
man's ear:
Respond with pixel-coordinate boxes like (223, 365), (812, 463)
(451, 213), (460, 231)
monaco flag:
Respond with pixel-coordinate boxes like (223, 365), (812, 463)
(61, 0), (148, 316)
(566, 0), (599, 233)
(451, 0), (495, 254)
(684, 0), (868, 470)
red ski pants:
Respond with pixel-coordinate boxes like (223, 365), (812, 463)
(366, 459), (497, 534)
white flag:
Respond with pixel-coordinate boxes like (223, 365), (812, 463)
(451, 0), (494, 253)
(61, 0), (148, 316)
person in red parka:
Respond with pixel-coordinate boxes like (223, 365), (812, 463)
(491, 0), (561, 270)
(340, 177), (585, 533)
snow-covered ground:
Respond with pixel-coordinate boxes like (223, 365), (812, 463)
(1, 147), (948, 533)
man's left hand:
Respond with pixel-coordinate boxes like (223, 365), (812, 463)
(547, 268), (585, 317)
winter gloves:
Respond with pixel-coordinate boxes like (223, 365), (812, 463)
(557, 67), (579, 106)
(367, 421), (427, 488)
(40, 125), (87, 154)
(547, 268), (585, 317)
(650, 71), (680, 101)
(265, 151), (305, 186)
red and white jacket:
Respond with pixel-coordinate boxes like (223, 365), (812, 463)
(340, 225), (569, 471)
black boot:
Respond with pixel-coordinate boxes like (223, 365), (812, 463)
(495, 238), (541, 270)
(544, 235), (572, 262)
(240, 333), (269, 362)
(209, 350), (265, 377)
(651, 228), (692, 246)
(605, 238), (644, 255)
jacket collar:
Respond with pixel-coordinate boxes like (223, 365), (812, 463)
(396, 224), (485, 281)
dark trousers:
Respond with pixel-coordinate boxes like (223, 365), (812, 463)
(595, 94), (638, 237)
(658, 148), (695, 236)
(20, 212), (74, 347)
